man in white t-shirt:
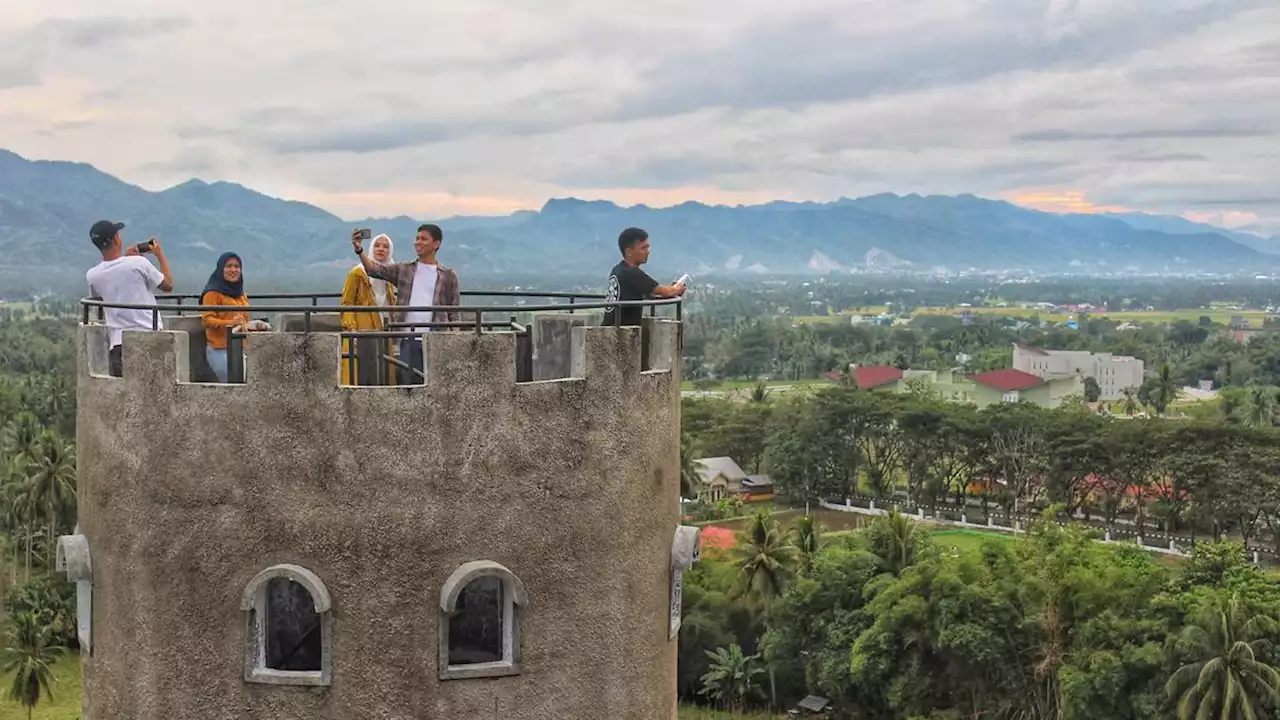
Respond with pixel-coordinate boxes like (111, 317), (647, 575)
(84, 220), (175, 377)
(352, 223), (460, 382)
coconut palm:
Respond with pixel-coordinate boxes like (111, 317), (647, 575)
(1123, 387), (1140, 417)
(2, 412), (42, 461)
(26, 431), (75, 569)
(864, 509), (927, 577)
(1244, 386), (1276, 428)
(1, 612), (63, 720)
(698, 644), (765, 712)
(679, 433), (700, 500)
(731, 510), (797, 607)
(1165, 593), (1280, 720)
(1152, 363), (1179, 416)
(1, 458), (36, 582)
(788, 514), (823, 573)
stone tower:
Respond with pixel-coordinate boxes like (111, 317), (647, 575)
(66, 317), (686, 719)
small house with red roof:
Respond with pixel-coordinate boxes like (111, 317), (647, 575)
(967, 368), (1083, 408)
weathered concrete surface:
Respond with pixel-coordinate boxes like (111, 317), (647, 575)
(75, 323), (681, 720)
(165, 315), (217, 383)
(531, 314), (587, 381)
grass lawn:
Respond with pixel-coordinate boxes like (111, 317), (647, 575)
(0, 655), (81, 720)
(930, 528), (1016, 554)
(679, 705), (781, 719)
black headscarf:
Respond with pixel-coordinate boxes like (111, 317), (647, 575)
(202, 252), (244, 299)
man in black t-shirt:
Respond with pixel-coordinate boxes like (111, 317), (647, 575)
(602, 227), (687, 326)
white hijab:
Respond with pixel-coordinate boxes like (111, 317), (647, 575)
(361, 234), (394, 306)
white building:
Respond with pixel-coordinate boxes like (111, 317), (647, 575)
(1012, 343), (1144, 400)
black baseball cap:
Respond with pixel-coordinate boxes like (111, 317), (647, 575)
(89, 220), (125, 249)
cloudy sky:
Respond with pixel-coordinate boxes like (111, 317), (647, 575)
(1, 0), (1277, 234)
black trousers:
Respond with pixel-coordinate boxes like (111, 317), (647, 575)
(109, 346), (123, 378)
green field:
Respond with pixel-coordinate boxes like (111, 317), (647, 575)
(0, 656), (81, 720)
(930, 528), (1016, 553)
(797, 305), (1274, 326)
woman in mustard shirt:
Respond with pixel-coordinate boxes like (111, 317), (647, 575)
(340, 233), (396, 384)
(201, 252), (267, 382)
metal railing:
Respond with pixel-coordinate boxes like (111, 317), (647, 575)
(81, 290), (682, 385)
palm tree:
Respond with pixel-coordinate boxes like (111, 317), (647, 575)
(698, 644), (764, 712)
(2, 412), (42, 461)
(864, 509), (926, 577)
(26, 432), (75, 570)
(1165, 593), (1280, 720)
(747, 381), (771, 404)
(731, 511), (797, 607)
(1, 612), (63, 720)
(679, 433), (700, 500)
(788, 515), (823, 573)
(1152, 363), (1179, 416)
(1244, 386), (1276, 428)
(1123, 387), (1140, 417)
(1, 458), (36, 582)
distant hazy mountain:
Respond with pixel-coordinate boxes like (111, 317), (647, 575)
(0, 148), (1272, 283)
(1103, 212), (1280, 255)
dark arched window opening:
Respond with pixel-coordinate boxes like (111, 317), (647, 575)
(265, 577), (323, 671)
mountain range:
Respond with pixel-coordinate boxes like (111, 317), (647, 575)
(2, 148), (1277, 284)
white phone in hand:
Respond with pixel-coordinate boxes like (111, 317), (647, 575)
(676, 273), (691, 286)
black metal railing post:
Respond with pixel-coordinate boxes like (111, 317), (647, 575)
(227, 329), (245, 384)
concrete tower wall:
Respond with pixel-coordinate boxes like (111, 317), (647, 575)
(75, 321), (681, 719)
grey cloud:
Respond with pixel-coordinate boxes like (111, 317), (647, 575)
(0, 63), (38, 90)
(1016, 126), (1272, 142)
(603, 0), (1269, 122)
(1114, 152), (1210, 162)
(240, 117), (561, 155)
(555, 153), (757, 190)
(0, 15), (189, 88)
(29, 16), (189, 48)
(141, 147), (220, 177)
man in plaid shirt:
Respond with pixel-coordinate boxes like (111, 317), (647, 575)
(352, 223), (461, 382)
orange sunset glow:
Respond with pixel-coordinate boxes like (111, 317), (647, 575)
(1003, 190), (1131, 215)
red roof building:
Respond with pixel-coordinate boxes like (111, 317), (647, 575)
(968, 368), (1045, 392)
(853, 365), (904, 390)
(820, 365), (905, 389)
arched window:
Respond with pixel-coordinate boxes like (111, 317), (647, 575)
(241, 564), (332, 686)
(438, 561), (527, 680)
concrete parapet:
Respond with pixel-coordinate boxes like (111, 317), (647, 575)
(532, 313), (587, 381)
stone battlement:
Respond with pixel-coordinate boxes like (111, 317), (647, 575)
(79, 316), (679, 390)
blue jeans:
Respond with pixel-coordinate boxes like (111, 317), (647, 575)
(206, 346), (229, 383)
(399, 339), (425, 383)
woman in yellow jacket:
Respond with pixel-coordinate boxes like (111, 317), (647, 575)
(340, 233), (396, 384)
(201, 252), (267, 382)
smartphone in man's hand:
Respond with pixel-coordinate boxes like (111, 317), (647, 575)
(135, 239), (156, 254)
